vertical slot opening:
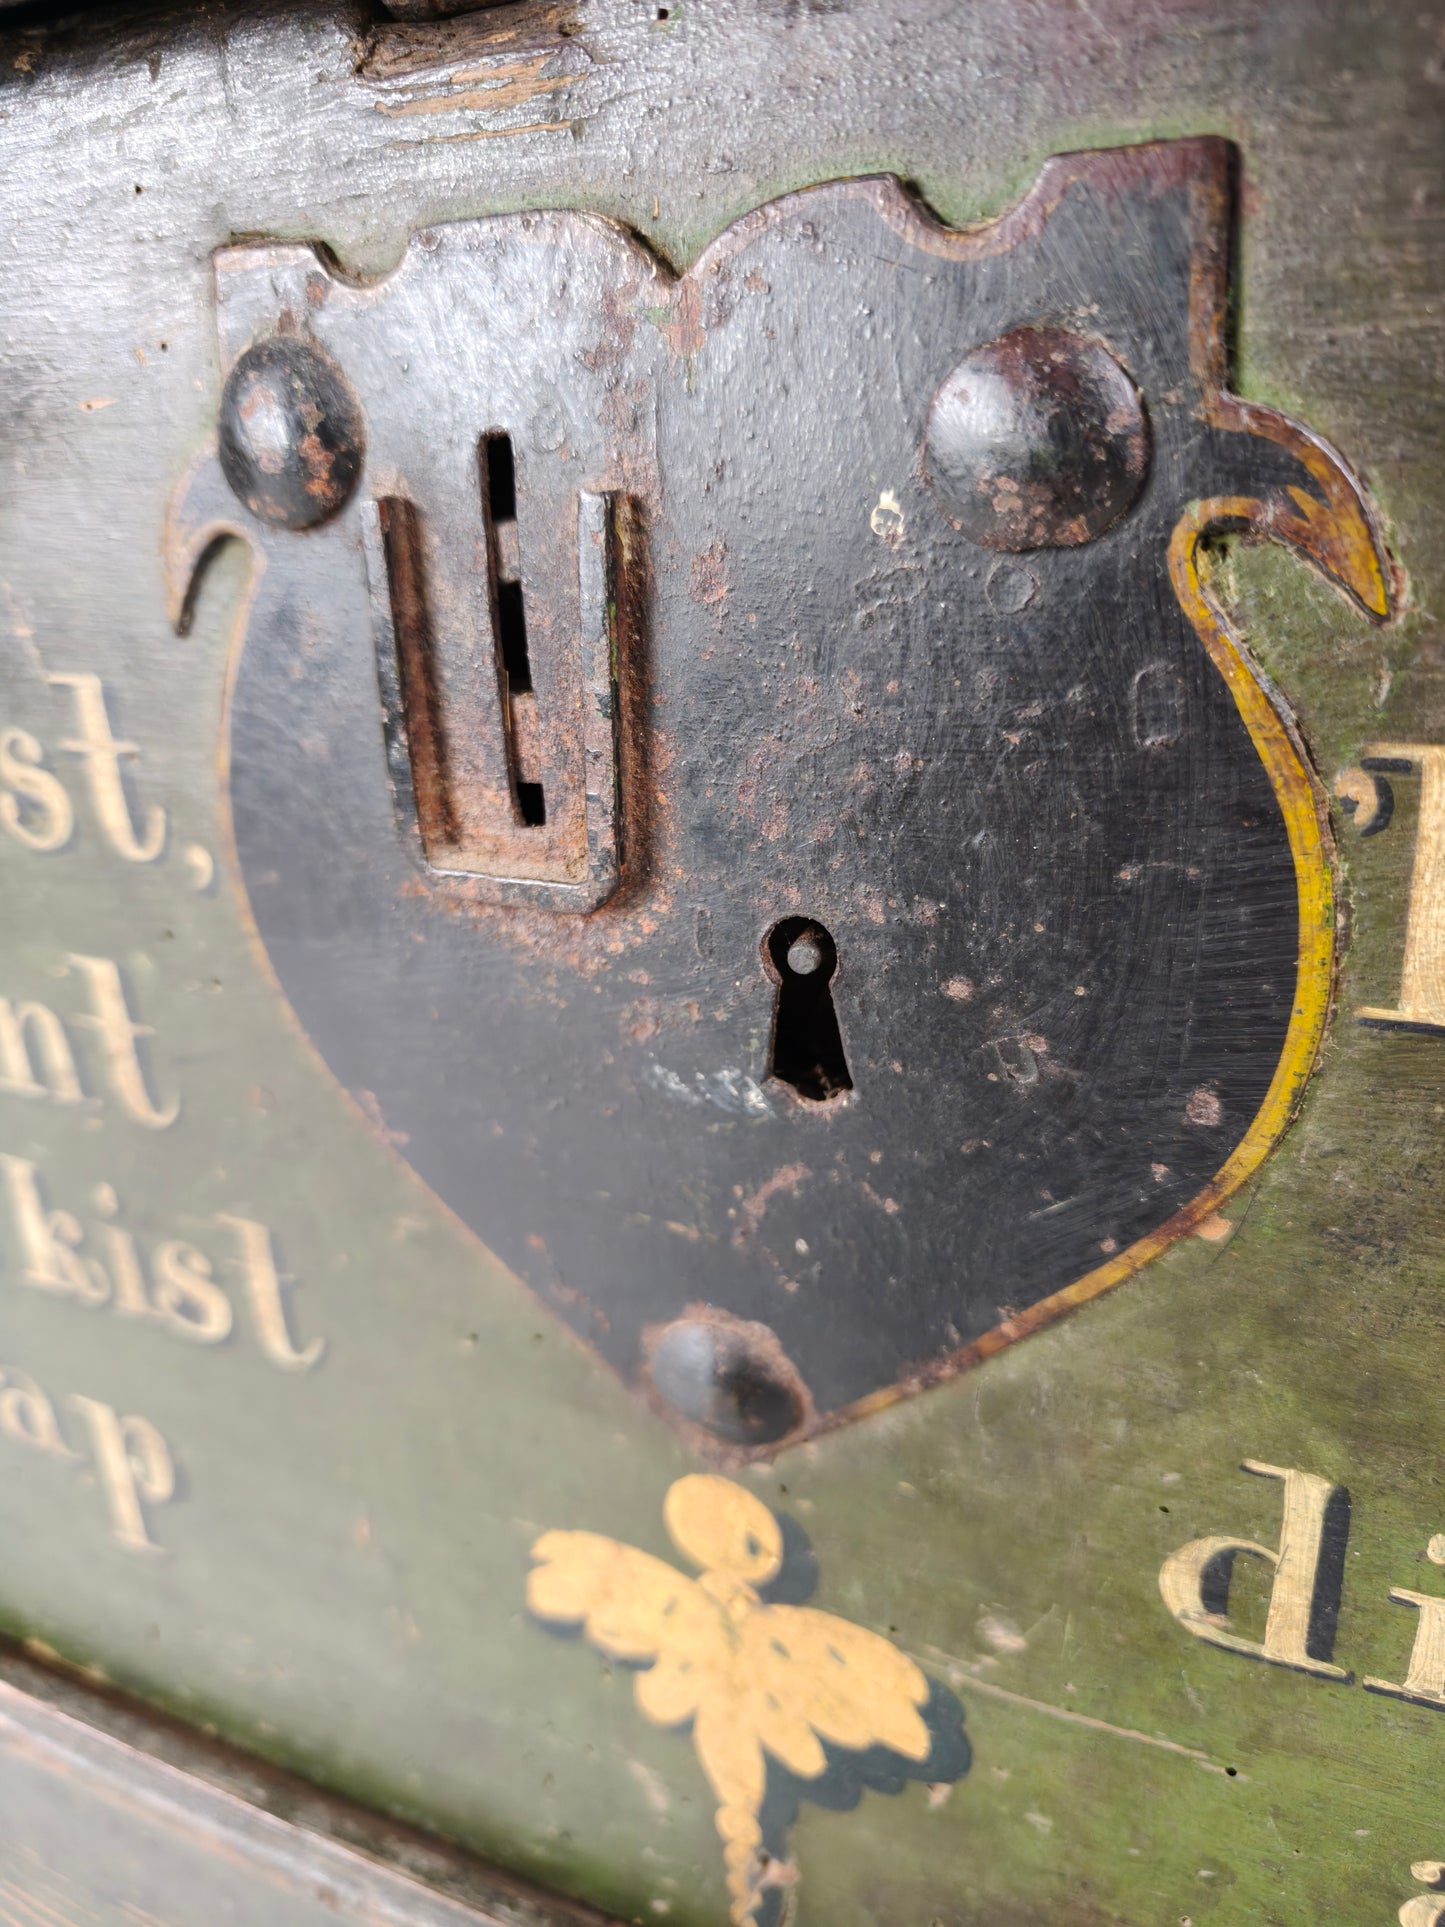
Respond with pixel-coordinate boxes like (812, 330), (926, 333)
(496, 580), (532, 695)
(485, 431), (517, 522)
(483, 433), (545, 828)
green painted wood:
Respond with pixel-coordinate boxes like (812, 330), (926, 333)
(0, 1), (1441, 1922)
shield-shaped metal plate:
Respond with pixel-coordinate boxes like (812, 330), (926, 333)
(168, 135), (1389, 1450)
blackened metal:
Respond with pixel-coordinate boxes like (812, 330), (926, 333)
(219, 337), (364, 532)
(170, 139), (1385, 1436)
(925, 325), (1149, 550)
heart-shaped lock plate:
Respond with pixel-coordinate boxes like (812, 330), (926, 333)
(167, 137), (1390, 1452)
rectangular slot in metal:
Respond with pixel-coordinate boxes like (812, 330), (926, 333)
(361, 480), (623, 913)
(482, 432), (545, 828)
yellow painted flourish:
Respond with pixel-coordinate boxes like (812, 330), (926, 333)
(527, 1475), (931, 1925)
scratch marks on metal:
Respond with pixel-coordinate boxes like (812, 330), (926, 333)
(646, 1061), (773, 1117)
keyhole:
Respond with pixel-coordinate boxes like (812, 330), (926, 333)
(765, 917), (853, 1103)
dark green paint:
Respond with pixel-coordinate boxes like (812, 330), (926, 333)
(0, 0), (1441, 1921)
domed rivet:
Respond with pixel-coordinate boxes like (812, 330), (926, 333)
(925, 324), (1149, 551)
(650, 1317), (805, 1446)
(218, 336), (364, 531)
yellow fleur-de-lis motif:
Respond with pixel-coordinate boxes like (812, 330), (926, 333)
(527, 1474), (932, 1926)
